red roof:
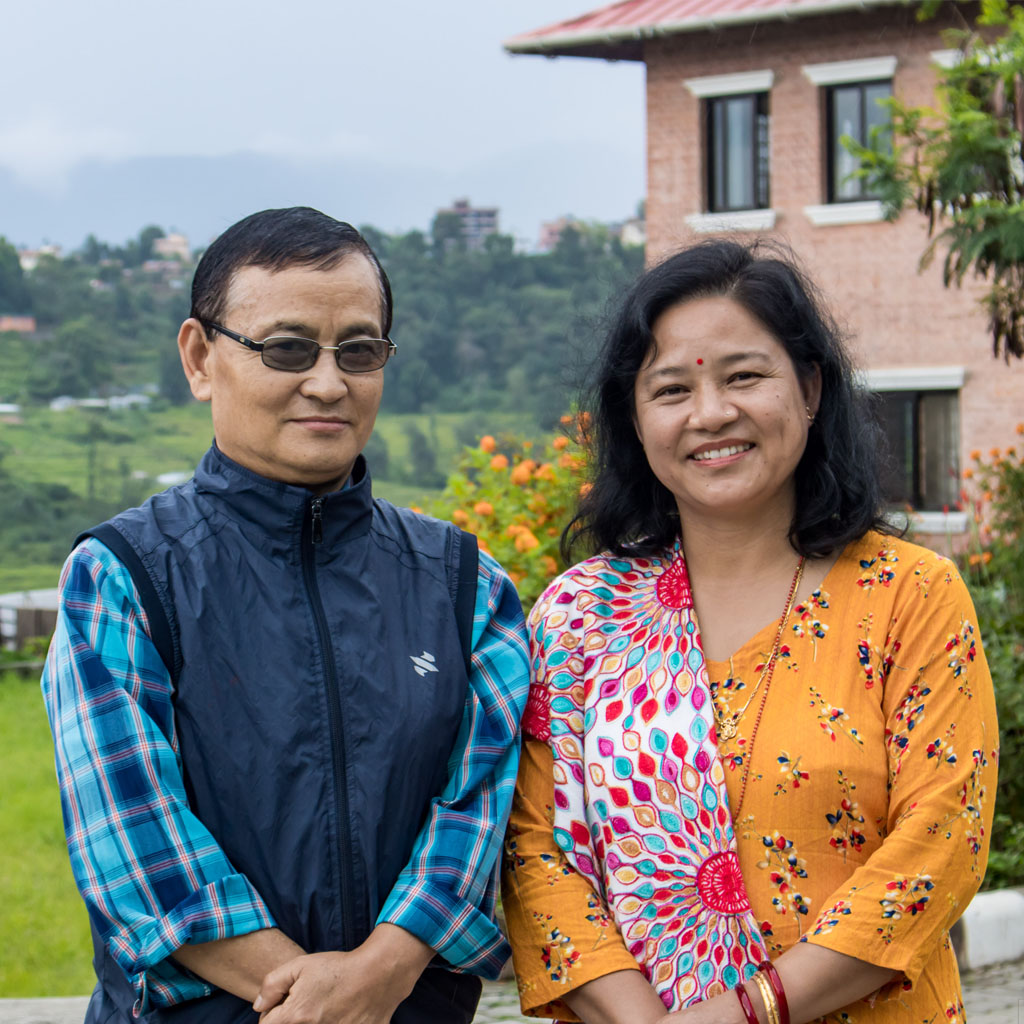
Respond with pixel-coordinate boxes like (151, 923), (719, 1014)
(505, 0), (911, 58)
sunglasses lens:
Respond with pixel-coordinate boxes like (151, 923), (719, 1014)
(336, 339), (390, 373)
(262, 337), (319, 371)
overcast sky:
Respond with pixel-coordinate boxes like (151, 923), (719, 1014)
(1, 1), (646, 249)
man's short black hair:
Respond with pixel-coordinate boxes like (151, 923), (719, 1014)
(190, 207), (393, 336)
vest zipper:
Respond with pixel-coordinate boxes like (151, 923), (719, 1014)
(302, 495), (358, 948)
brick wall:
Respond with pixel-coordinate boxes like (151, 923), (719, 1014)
(642, 5), (1023, 544)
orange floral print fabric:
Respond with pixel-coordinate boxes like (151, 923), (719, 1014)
(502, 532), (998, 1023)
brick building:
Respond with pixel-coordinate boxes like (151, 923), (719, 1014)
(507, 0), (1024, 545)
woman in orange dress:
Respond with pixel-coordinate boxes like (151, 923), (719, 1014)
(501, 241), (998, 1024)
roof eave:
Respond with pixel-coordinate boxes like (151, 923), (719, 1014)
(504, 0), (912, 58)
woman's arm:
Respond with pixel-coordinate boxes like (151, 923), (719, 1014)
(502, 739), (661, 1021)
(564, 969), (671, 1024)
(662, 944), (896, 1023)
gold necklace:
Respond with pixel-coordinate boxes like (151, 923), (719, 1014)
(711, 557), (806, 743)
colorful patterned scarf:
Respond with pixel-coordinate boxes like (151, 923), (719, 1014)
(523, 542), (768, 1009)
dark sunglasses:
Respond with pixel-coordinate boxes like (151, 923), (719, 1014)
(201, 321), (396, 373)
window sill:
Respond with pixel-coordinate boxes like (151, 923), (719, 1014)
(685, 209), (776, 233)
(886, 510), (969, 535)
(804, 201), (885, 226)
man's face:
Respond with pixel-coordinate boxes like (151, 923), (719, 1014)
(181, 256), (386, 492)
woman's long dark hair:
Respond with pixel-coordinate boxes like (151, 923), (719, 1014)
(562, 239), (898, 562)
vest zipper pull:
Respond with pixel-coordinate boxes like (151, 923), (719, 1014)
(311, 497), (324, 545)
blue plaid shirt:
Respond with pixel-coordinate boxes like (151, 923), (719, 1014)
(42, 537), (529, 1009)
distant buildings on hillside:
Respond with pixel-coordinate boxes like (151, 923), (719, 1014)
(433, 198), (501, 251)
(537, 213), (646, 253)
(0, 315), (36, 333)
(17, 245), (62, 272)
(432, 198), (646, 253)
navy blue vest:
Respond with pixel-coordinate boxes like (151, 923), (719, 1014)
(82, 446), (483, 1023)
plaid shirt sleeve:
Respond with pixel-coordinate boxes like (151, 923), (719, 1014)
(40, 539), (276, 1012)
(377, 549), (530, 977)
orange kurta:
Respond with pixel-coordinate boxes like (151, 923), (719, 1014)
(502, 532), (999, 1023)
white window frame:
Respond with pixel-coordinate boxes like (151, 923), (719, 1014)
(802, 57), (897, 222)
(685, 210), (777, 233)
(802, 57), (898, 87)
(862, 366), (968, 534)
(684, 70), (775, 229)
(684, 70), (774, 97)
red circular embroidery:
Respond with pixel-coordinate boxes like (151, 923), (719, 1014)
(655, 558), (693, 609)
(696, 851), (751, 914)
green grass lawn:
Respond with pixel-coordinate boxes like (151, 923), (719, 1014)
(0, 402), (536, 507)
(0, 673), (94, 995)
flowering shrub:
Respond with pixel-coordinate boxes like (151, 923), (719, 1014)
(427, 417), (590, 613)
(959, 425), (1024, 889)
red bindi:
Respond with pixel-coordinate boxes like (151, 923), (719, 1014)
(696, 358), (704, 365)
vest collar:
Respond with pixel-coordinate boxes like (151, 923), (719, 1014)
(193, 443), (375, 542)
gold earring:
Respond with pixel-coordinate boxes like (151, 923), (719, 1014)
(805, 406), (815, 423)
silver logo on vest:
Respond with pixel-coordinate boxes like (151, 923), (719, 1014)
(410, 651), (439, 677)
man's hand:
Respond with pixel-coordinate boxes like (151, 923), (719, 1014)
(253, 923), (435, 1024)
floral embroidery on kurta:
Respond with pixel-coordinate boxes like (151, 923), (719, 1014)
(502, 533), (999, 1023)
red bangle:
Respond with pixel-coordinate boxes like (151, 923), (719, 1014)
(734, 982), (760, 1024)
(759, 960), (790, 1024)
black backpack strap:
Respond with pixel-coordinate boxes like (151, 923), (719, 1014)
(74, 524), (178, 682)
(454, 528), (479, 675)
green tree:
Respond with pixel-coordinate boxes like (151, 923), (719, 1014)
(158, 345), (192, 405)
(0, 237), (31, 313)
(402, 422), (445, 488)
(849, 0), (1024, 359)
(28, 315), (111, 399)
(430, 211), (466, 254)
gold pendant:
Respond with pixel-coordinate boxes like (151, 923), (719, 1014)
(717, 717), (737, 741)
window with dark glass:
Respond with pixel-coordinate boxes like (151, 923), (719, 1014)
(706, 93), (770, 212)
(874, 389), (960, 512)
(827, 80), (892, 202)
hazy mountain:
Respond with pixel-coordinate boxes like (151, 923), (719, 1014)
(1, 143), (643, 250)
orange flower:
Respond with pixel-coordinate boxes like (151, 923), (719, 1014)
(527, 494), (548, 513)
(523, 441), (534, 451)
(963, 468), (974, 479)
(508, 569), (525, 586)
(989, 447), (1001, 457)
(490, 454), (509, 470)
(540, 555), (559, 576)
(982, 550), (993, 564)
(552, 436), (570, 451)
(505, 523), (525, 538)
(558, 453), (580, 470)
(514, 529), (540, 552)
(1017, 422), (1024, 435)
(473, 501), (494, 517)
(1007, 447), (1017, 457)
(511, 459), (537, 485)
(451, 508), (469, 525)
(970, 449), (981, 461)
(546, 527), (558, 536)
(560, 414), (573, 425)
(480, 435), (496, 453)
(410, 505), (423, 514)
(478, 537), (491, 553)
(969, 553), (982, 566)
(579, 482), (593, 498)
(534, 463), (556, 482)
(983, 491), (993, 502)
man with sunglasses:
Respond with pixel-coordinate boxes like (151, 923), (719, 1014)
(42, 208), (530, 1024)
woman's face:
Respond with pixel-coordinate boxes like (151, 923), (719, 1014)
(633, 294), (821, 528)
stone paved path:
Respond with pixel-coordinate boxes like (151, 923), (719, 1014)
(2, 960), (1022, 1024)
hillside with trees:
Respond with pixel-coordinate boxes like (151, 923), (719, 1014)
(0, 220), (643, 587)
